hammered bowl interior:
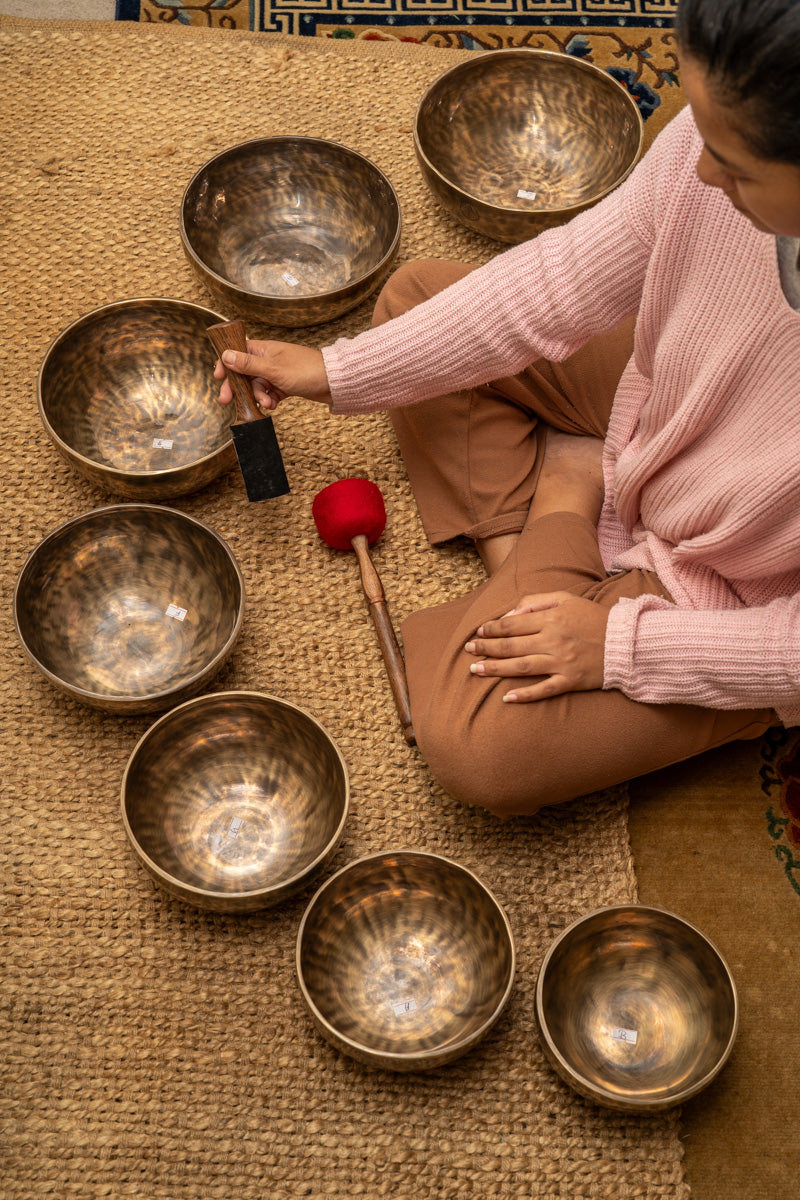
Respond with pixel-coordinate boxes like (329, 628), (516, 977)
(414, 49), (643, 241)
(13, 505), (244, 714)
(297, 851), (515, 1069)
(38, 299), (235, 499)
(536, 906), (738, 1110)
(122, 691), (349, 911)
(180, 136), (401, 326)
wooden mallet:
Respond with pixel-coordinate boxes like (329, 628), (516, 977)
(207, 319), (290, 502)
(312, 478), (416, 747)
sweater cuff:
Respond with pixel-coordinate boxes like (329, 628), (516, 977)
(602, 596), (650, 694)
(322, 339), (395, 415)
(603, 592), (794, 713)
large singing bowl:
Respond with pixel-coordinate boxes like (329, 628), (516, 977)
(297, 850), (515, 1071)
(13, 505), (244, 715)
(414, 49), (644, 243)
(122, 692), (349, 912)
(38, 298), (236, 500)
(535, 905), (738, 1111)
(180, 136), (402, 327)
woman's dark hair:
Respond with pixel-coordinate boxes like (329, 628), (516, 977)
(675, 0), (800, 165)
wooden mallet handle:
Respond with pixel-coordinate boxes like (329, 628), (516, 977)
(351, 534), (416, 747)
(207, 319), (263, 425)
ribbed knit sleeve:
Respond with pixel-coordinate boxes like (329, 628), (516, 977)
(604, 593), (800, 725)
(321, 110), (694, 415)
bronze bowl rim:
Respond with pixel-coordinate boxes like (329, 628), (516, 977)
(37, 296), (233, 486)
(295, 847), (517, 1068)
(413, 47), (645, 220)
(179, 134), (403, 304)
(13, 503), (245, 708)
(535, 903), (739, 1111)
(120, 689), (351, 906)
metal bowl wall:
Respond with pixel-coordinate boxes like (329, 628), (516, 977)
(38, 298), (236, 501)
(297, 850), (515, 1071)
(180, 136), (402, 327)
(535, 905), (738, 1111)
(122, 691), (349, 912)
(13, 504), (245, 715)
(414, 49), (644, 243)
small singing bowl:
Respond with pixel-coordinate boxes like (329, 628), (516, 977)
(38, 298), (236, 500)
(13, 504), (244, 715)
(535, 905), (738, 1111)
(180, 136), (402, 327)
(121, 692), (349, 912)
(296, 850), (515, 1071)
(414, 49), (644, 243)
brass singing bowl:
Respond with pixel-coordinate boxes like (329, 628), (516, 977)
(296, 850), (515, 1071)
(535, 905), (738, 1111)
(13, 505), (244, 715)
(414, 49), (644, 244)
(180, 136), (402, 327)
(121, 692), (349, 912)
(38, 298), (236, 500)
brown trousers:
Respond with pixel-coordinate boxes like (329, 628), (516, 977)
(374, 259), (774, 816)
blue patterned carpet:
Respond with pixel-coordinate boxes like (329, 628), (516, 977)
(130, 1), (677, 40)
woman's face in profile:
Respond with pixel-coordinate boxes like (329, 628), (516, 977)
(681, 54), (800, 237)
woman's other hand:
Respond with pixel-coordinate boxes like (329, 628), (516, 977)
(214, 340), (332, 411)
(464, 591), (609, 702)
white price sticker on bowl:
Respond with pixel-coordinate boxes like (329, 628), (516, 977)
(165, 603), (188, 622)
(391, 998), (419, 1017)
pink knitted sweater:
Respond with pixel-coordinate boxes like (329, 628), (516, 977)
(322, 107), (800, 725)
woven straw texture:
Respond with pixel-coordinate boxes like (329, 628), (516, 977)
(0, 18), (688, 1198)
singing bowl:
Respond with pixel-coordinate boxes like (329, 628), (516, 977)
(13, 505), (244, 715)
(414, 49), (644, 243)
(38, 298), (236, 500)
(296, 850), (515, 1070)
(121, 692), (349, 912)
(535, 905), (738, 1111)
(180, 136), (402, 327)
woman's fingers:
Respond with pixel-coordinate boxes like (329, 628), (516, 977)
(468, 651), (551, 677)
(463, 591), (608, 700)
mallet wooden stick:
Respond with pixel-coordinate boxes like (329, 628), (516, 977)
(312, 478), (416, 747)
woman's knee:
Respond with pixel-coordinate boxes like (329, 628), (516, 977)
(372, 258), (474, 327)
(414, 707), (552, 819)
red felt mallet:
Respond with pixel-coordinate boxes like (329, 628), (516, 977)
(312, 478), (416, 747)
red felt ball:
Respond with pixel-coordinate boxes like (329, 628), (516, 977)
(312, 477), (387, 550)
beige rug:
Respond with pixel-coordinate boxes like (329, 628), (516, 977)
(629, 735), (800, 1200)
(0, 17), (687, 1198)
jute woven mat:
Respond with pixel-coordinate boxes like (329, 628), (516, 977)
(0, 18), (688, 1197)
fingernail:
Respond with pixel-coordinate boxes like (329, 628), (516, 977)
(464, 641), (476, 653)
(222, 350), (238, 366)
(470, 663), (484, 675)
(502, 692), (517, 702)
(475, 626), (484, 637)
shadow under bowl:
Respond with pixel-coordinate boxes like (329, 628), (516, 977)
(13, 504), (244, 715)
(180, 136), (402, 327)
(38, 298), (236, 501)
(297, 850), (515, 1071)
(414, 48), (644, 243)
(122, 691), (349, 912)
(535, 905), (738, 1111)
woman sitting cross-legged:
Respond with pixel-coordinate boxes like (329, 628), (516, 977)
(215, 0), (800, 817)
